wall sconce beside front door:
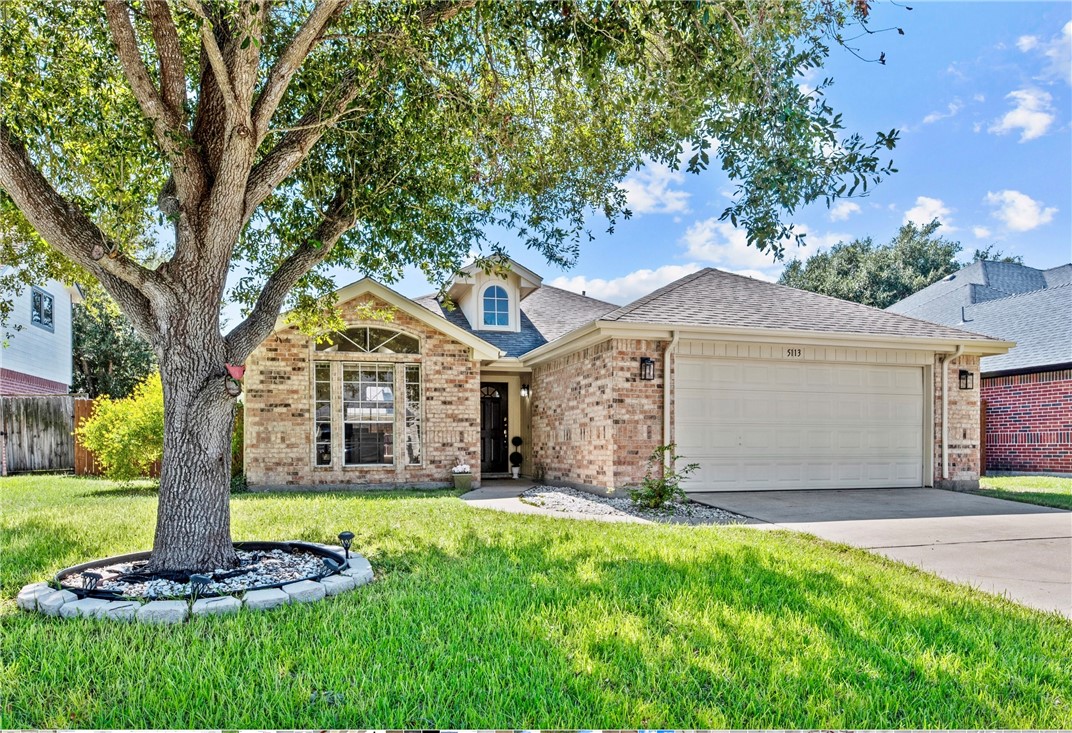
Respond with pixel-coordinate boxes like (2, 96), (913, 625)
(639, 357), (655, 381)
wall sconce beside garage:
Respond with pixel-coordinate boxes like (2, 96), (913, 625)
(639, 357), (655, 381)
(959, 369), (974, 390)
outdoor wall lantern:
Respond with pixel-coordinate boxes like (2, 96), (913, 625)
(520, 384), (531, 398)
(639, 357), (656, 381)
(338, 531), (355, 560)
(958, 369), (974, 390)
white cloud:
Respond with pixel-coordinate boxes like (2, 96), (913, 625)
(904, 196), (957, 231)
(620, 163), (690, 215)
(972, 226), (992, 239)
(792, 225), (851, 252)
(681, 218), (781, 272)
(828, 201), (861, 222)
(985, 190), (1057, 232)
(988, 88), (1055, 141)
(973, 93), (986, 103)
(1018, 21), (1071, 84)
(923, 100), (963, 124)
(549, 264), (701, 304)
(1016, 35), (1039, 52)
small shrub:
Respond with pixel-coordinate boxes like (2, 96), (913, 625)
(77, 372), (164, 482)
(629, 444), (699, 509)
(230, 472), (249, 494)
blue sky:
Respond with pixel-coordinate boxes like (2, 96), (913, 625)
(281, 2), (1072, 309)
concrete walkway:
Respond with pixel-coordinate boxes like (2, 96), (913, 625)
(690, 488), (1072, 618)
(459, 482), (652, 524)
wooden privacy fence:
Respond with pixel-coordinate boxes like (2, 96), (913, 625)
(0, 394), (76, 474)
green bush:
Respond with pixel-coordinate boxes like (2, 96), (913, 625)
(629, 444), (699, 509)
(77, 372), (164, 481)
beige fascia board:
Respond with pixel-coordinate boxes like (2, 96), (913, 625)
(273, 277), (504, 361)
(480, 357), (532, 373)
(519, 319), (1014, 367)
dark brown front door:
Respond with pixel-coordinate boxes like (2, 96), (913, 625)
(480, 383), (508, 473)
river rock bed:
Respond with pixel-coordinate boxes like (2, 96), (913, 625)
(63, 547), (329, 599)
(520, 485), (744, 524)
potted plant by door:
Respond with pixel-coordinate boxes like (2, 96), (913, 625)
(452, 463), (473, 491)
(509, 437), (524, 479)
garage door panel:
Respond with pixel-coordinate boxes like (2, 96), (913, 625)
(676, 356), (925, 491)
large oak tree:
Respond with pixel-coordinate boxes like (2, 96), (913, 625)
(0, 0), (896, 572)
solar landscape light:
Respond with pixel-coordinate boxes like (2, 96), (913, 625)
(83, 571), (102, 592)
(338, 531), (355, 560)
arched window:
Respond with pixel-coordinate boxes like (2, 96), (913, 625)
(482, 285), (509, 327)
(315, 327), (420, 354)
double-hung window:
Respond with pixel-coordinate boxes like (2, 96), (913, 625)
(343, 364), (394, 465)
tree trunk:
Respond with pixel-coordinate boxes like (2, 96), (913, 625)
(146, 324), (239, 573)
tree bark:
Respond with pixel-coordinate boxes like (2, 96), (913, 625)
(146, 313), (239, 573)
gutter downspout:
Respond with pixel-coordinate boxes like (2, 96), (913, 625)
(663, 330), (680, 467)
(939, 344), (964, 482)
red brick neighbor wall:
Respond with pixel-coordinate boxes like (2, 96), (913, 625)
(0, 368), (68, 396)
(982, 369), (1072, 474)
(933, 354), (981, 489)
(244, 295), (481, 488)
(531, 337), (666, 491)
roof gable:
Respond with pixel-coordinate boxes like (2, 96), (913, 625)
(279, 277), (503, 360)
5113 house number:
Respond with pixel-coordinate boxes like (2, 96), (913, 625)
(785, 347), (804, 358)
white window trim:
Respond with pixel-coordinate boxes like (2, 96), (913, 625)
(341, 361), (396, 467)
(30, 286), (55, 333)
(479, 284), (512, 331)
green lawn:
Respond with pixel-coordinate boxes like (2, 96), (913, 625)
(977, 474), (1072, 510)
(2, 476), (1070, 729)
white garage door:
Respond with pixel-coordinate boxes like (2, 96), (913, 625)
(676, 357), (925, 491)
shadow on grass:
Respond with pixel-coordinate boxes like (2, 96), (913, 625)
(4, 497), (1071, 728)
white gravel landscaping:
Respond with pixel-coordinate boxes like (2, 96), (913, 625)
(16, 546), (375, 624)
(519, 485), (744, 524)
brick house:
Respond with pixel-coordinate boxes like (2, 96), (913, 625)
(888, 260), (1071, 474)
(244, 262), (1012, 493)
(0, 270), (82, 396)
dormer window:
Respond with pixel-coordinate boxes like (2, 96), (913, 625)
(482, 285), (509, 327)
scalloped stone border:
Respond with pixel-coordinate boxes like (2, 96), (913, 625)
(16, 545), (374, 624)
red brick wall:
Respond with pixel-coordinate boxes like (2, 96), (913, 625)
(244, 295), (481, 488)
(982, 369), (1072, 473)
(531, 338), (666, 490)
(0, 368), (69, 396)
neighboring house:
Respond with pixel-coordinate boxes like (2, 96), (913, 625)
(244, 262), (1011, 493)
(888, 260), (1072, 474)
(0, 275), (82, 395)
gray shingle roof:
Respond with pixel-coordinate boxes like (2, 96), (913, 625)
(959, 284), (1072, 374)
(887, 259), (1072, 373)
(414, 285), (616, 357)
(600, 268), (998, 341)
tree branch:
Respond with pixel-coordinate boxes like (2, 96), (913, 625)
(252, 0), (351, 144)
(243, 69), (368, 222)
(103, 1), (185, 145)
(144, 0), (187, 118)
(0, 124), (161, 295)
(180, 0), (239, 116)
(224, 191), (357, 362)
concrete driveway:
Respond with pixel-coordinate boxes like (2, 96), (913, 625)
(690, 488), (1072, 618)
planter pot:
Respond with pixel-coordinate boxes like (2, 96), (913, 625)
(511, 467), (520, 479)
(453, 473), (473, 491)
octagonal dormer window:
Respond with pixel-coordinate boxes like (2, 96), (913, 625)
(482, 285), (509, 327)
(315, 327), (420, 354)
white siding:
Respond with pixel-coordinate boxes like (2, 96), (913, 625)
(0, 278), (75, 387)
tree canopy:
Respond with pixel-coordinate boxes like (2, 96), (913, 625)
(73, 289), (157, 398)
(779, 219), (969, 308)
(0, 0), (900, 571)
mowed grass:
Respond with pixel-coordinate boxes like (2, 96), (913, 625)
(2, 476), (1070, 729)
(977, 474), (1072, 510)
